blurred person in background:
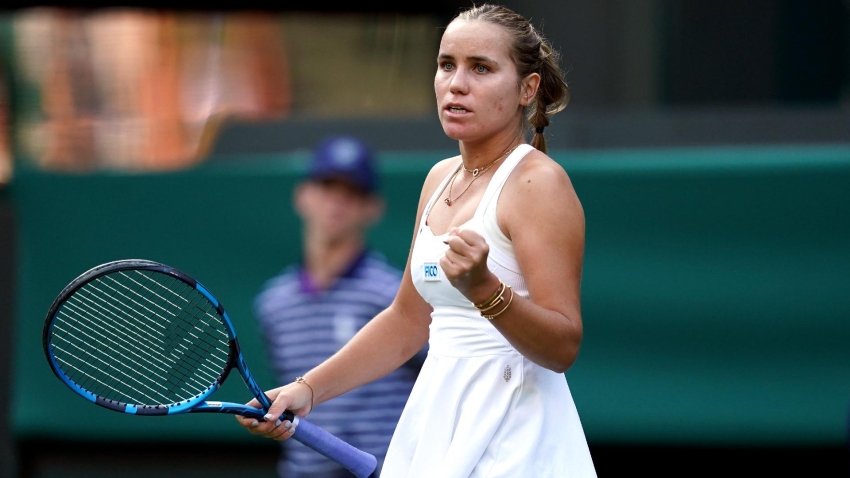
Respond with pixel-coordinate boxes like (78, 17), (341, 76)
(238, 3), (596, 477)
(10, 9), (290, 171)
(252, 135), (425, 478)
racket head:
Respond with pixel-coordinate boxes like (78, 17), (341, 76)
(42, 259), (239, 415)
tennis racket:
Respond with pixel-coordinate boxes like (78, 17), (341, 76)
(42, 259), (377, 478)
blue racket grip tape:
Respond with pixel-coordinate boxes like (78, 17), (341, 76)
(293, 416), (378, 478)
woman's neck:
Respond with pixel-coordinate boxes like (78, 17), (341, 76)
(458, 130), (524, 171)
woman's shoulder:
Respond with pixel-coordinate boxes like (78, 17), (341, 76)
(420, 155), (460, 194)
(429, 155), (461, 179)
(500, 148), (584, 238)
(511, 148), (573, 191)
(503, 148), (582, 217)
(407, 155), (461, 215)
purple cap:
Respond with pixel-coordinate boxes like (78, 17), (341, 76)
(307, 136), (377, 194)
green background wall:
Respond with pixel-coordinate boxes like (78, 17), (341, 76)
(10, 145), (850, 447)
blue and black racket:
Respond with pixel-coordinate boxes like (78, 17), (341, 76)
(42, 259), (377, 478)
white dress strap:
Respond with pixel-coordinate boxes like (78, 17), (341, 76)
(421, 160), (462, 228)
(473, 143), (535, 220)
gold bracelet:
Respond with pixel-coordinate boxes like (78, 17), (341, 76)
(477, 294), (505, 313)
(482, 285), (514, 320)
(474, 281), (505, 310)
(477, 282), (508, 312)
(294, 376), (314, 412)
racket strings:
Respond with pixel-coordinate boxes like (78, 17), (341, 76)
(49, 269), (231, 406)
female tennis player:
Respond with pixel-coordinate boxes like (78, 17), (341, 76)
(237, 4), (597, 476)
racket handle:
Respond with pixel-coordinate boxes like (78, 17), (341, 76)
(291, 416), (378, 478)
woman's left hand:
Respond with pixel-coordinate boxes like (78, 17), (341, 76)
(441, 227), (502, 304)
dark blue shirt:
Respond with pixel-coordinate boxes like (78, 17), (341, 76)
(254, 251), (422, 477)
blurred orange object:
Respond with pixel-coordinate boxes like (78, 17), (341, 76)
(12, 8), (292, 172)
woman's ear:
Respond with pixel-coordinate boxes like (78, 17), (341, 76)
(520, 72), (541, 106)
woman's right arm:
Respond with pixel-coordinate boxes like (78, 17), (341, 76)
(237, 157), (458, 439)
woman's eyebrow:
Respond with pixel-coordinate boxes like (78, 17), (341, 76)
(437, 53), (498, 64)
(468, 55), (496, 64)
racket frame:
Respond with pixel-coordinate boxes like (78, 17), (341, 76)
(42, 259), (376, 478)
(42, 259), (274, 419)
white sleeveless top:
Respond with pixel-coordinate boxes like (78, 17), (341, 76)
(381, 144), (597, 478)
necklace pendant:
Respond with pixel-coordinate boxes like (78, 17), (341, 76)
(444, 198), (453, 206)
(472, 168), (480, 177)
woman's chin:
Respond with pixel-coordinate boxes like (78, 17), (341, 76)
(441, 125), (473, 142)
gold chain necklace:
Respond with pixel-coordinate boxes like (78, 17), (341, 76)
(444, 144), (519, 206)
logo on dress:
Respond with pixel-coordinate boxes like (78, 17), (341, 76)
(423, 262), (441, 282)
(503, 365), (512, 382)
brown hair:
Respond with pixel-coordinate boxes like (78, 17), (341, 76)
(454, 3), (570, 153)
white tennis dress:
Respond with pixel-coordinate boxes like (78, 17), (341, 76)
(381, 144), (597, 477)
